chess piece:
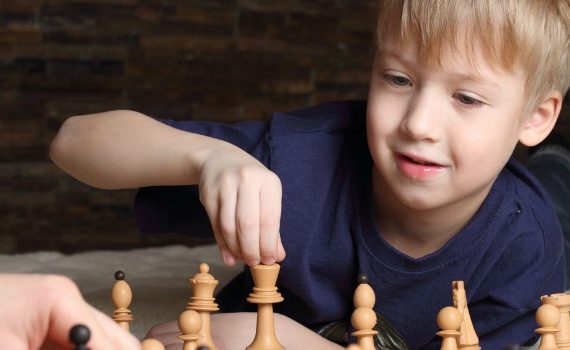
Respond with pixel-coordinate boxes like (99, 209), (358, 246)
(246, 263), (285, 350)
(69, 324), (90, 350)
(452, 281), (480, 349)
(436, 306), (462, 350)
(535, 303), (560, 350)
(541, 293), (570, 349)
(347, 344), (363, 350)
(141, 338), (166, 350)
(351, 274), (378, 350)
(178, 309), (203, 350)
(187, 263), (219, 350)
(111, 270), (134, 332)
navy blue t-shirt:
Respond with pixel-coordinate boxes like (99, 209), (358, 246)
(134, 100), (564, 349)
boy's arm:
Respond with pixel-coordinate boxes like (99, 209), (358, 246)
(50, 110), (233, 189)
(50, 110), (285, 267)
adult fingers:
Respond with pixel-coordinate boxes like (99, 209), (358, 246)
(91, 306), (141, 349)
(43, 275), (139, 350)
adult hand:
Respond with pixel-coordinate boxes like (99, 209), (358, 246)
(0, 273), (140, 350)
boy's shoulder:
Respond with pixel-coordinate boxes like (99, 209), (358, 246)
(500, 158), (561, 234)
(269, 100), (367, 137)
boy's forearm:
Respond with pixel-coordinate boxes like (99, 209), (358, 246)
(50, 110), (228, 189)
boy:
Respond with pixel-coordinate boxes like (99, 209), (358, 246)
(50, 0), (570, 348)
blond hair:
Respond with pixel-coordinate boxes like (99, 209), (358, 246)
(377, 0), (570, 110)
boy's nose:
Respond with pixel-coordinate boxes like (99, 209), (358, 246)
(399, 92), (442, 142)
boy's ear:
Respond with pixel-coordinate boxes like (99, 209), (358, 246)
(519, 91), (563, 147)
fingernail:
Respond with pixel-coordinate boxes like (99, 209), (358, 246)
(261, 257), (276, 265)
(247, 258), (260, 266)
(222, 251), (235, 266)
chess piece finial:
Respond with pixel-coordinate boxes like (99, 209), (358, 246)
(541, 292), (570, 349)
(111, 270), (133, 331)
(115, 270), (125, 280)
(246, 263), (285, 350)
(437, 306), (462, 350)
(357, 273), (369, 285)
(141, 338), (166, 350)
(69, 324), (91, 350)
(452, 281), (480, 350)
(535, 304), (561, 350)
(187, 263), (219, 350)
(351, 279), (377, 350)
(178, 309), (203, 350)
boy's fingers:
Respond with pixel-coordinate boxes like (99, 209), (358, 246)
(277, 235), (286, 262)
(259, 182), (282, 265)
(236, 186), (261, 266)
(199, 193), (237, 266)
(218, 188), (241, 260)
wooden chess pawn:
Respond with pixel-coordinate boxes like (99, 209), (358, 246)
(535, 304), (561, 350)
(351, 274), (378, 350)
(141, 338), (166, 350)
(178, 309), (203, 350)
(436, 306), (462, 350)
(246, 263), (285, 350)
(111, 271), (134, 332)
(541, 293), (570, 349)
(187, 263), (219, 350)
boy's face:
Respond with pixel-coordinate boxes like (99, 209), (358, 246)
(366, 33), (528, 212)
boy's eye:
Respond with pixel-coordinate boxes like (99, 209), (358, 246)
(384, 74), (412, 87)
(454, 93), (483, 107)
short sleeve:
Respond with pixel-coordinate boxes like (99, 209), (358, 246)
(133, 119), (270, 236)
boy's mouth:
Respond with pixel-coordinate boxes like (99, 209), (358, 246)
(395, 152), (446, 179)
(399, 153), (442, 166)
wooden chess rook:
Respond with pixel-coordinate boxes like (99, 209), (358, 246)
(246, 263), (285, 350)
(187, 263), (219, 350)
(351, 274), (378, 350)
(111, 270), (134, 332)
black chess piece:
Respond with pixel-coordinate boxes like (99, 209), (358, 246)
(357, 273), (369, 284)
(115, 270), (125, 280)
(69, 324), (91, 350)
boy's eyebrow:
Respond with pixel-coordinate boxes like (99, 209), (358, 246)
(378, 49), (501, 90)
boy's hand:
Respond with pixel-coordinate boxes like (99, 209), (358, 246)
(198, 145), (286, 266)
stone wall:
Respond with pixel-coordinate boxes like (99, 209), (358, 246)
(0, 0), (378, 252)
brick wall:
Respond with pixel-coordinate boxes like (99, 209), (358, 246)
(0, 1), (568, 253)
(0, 0), (378, 253)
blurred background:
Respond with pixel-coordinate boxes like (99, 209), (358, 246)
(0, 0), (567, 253)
